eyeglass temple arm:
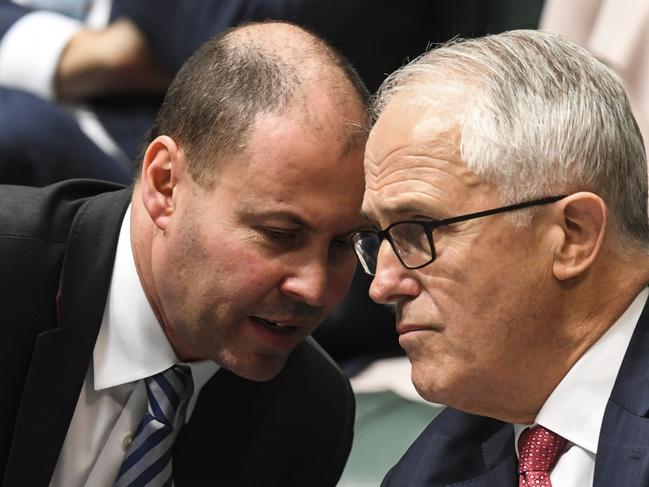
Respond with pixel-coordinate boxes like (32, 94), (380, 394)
(434, 195), (567, 227)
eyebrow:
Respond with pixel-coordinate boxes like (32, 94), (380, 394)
(361, 203), (433, 223)
(239, 209), (314, 231)
(360, 207), (378, 223)
(391, 204), (429, 215)
(248, 209), (375, 239)
(346, 219), (377, 236)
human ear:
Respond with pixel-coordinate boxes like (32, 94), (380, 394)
(139, 135), (185, 231)
(552, 192), (607, 280)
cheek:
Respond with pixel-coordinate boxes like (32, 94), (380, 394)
(168, 228), (271, 305)
(414, 255), (528, 363)
(408, 233), (549, 401)
(431, 229), (529, 318)
(210, 249), (282, 301)
(441, 276), (546, 378)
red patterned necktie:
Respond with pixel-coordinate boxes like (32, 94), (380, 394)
(518, 425), (568, 487)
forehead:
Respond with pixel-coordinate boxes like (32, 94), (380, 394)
(363, 89), (487, 222)
(209, 107), (366, 225)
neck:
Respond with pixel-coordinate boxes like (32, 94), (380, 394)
(130, 190), (158, 323)
(508, 252), (649, 424)
(130, 189), (202, 362)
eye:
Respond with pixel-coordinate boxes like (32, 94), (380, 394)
(262, 228), (298, 242)
(329, 237), (356, 264)
(331, 237), (352, 251)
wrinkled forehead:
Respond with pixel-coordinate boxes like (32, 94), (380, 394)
(368, 82), (471, 162)
(362, 89), (484, 223)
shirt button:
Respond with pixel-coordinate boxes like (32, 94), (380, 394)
(122, 433), (133, 451)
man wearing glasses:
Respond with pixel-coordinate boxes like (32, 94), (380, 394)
(352, 30), (649, 486)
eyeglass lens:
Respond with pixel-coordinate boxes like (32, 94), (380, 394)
(352, 223), (434, 275)
(389, 222), (433, 268)
(352, 231), (380, 275)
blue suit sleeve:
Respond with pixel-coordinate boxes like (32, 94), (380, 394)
(0, 0), (32, 38)
(110, 0), (305, 71)
(109, 0), (375, 72)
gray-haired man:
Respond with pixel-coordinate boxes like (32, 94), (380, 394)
(352, 30), (649, 485)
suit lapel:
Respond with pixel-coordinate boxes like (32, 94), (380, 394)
(3, 326), (99, 486)
(595, 292), (649, 486)
(447, 419), (518, 487)
(594, 401), (649, 486)
(4, 188), (130, 486)
(173, 369), (263, 485)
(448, 457), (518, 487)
(382, 408), (518, 487)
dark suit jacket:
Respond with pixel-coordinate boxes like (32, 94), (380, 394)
(381, 294), (649, 486)
(0, 180), (354, 486)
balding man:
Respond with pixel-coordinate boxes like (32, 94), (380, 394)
(1, 22), (368, 486)
(351, 30), (649, 485)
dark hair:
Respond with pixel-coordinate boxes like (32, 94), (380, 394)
(140, 21), (369, 186)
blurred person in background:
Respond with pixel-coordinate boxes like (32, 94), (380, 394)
(541, 0), (649, 153)
(0, 0), (483, 186)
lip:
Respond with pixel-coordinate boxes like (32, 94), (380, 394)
(396, 323), (436, 335)
(247, 316), (305, 351)
(253, 316), (306, 327)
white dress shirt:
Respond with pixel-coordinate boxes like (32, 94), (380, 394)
(514, 288), (649, 486)
(0, 0), (111, 99)
(49, 205), (219, 487)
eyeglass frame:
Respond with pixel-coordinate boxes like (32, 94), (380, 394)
(351, 195), (567, 275)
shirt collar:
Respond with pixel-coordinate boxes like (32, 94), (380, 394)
(515, 288), (649, 455)
(93, 205), (219, 412)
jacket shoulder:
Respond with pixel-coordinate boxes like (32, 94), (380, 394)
(382, 408), (514, 486)
(0, 180), (128, 482)
(266, 337), (355, 485)
(0, 179), (126, 243)
(175, 338), (355, 487)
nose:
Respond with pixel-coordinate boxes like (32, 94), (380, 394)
(369, 240), (420, 304)
(281, 259), (329, 308)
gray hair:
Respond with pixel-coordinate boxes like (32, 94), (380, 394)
(373, 29), (649, 252)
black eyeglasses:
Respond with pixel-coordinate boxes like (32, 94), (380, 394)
(350, 195), (566, 276)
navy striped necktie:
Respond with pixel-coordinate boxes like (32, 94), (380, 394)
(115, 364), (194, 487)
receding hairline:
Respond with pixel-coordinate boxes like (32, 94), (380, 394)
(203, 22), (371, 165)
(224, 21), (362, 91)
(201, 22), (370, 168)
(224, 21), (329, 56)
(136, 20), (369, 186)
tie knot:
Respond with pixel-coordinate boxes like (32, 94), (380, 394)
(144, 364), (194, 426)
(518, 426), (568, 474)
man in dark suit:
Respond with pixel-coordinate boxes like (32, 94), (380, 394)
(1, 21), (368, 486)
(350, 30), (649, 485)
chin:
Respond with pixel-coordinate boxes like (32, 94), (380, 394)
(412, 380), (440, 404)
(411, 369), (435, 402)
(410, 362), (453, 406)
(223, 355), (287, 382)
